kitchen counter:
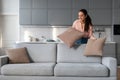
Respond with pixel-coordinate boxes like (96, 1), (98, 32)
(105, 41), (116, 43)
(16, 41), (62, 44)
(16, 41), (116, 44)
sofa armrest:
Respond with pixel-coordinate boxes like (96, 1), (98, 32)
(102, 57), (117, 77)
(0, 55), (9, 67)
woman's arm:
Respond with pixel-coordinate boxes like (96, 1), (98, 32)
(72, 20), (76, 28)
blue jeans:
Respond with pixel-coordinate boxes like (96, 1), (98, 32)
(75, 38), (89, 45)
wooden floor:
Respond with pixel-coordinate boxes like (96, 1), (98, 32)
(118, 68), (120, 80)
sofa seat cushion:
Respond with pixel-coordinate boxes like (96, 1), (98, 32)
(1, 63), (55, 76)
(54, 63), (108, 77)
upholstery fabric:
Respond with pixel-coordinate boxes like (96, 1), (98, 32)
(0, 55), (8, 67)
(0, 76), (116, 80)
(102, 57), (117, 77)
(15, 43), (57, 63)
(58, 27), (84, 48)
(6, 47), (30, 63)
(57, 43), (101, 63)
(1, 63), (55, 76)
(0, 43), (117, 80)
(0, 76), (117, 80)
(84, 38), (106, 56)
(54, 63), (108, 77)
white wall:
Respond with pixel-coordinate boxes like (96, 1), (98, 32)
(0, 0), (19, 55)
(0, 16), (19, 48)
(0, 0), (19, 15)
(20, 26), (68, 42)
(20, 26), (112, 42)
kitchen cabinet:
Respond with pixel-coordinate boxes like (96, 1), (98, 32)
(19, 0), (32, 24)
(113, 36), (120, 65)
(20, 0), (72, 25)
(32, 0), (47, 25)
(114, 9), (120, 24)
(89, 0), (112, 9)
(72, 9), (79, 23)
(32, 9), (47, 25)
(48, 0), (72, 25)
(113, 0), (120, 9)
(32, 0), (47, 9)
(89, 0), (112, 25)
(20, 9), (32, 25)
(48, 9), (72, 25)
(72, 0), (89, 23)
(48, 0), (72, 9)
(20, 0), (48, 25)
(113, 0), (120, 24)
(19, 0), (113, 26)
(89, 9), (112, 25)
(20, 0), (32, 9)
(72, 0), (89, 9)
(72, 0), (113, 25)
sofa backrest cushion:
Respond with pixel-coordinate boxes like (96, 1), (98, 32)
(57, 43), (101, 63)
(6, 47), (30, 63)
(15, 43), (57, 63)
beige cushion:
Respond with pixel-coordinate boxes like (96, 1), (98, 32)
(84, 37), (106, 56)
(6, 47), (30, 63)
(58, 27), (84, 48)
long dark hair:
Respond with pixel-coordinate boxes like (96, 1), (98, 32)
(79, 9), (93, 32)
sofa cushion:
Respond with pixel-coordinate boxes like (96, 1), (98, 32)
(84, 38), (106, 56)
(57, 43), (101, 63)
(54, 63), (108, 77)
(6, 47), (30, 63)
(1, 63), (55, 76)
(58, 27), (84, 48)
(15, 43), (57, 63)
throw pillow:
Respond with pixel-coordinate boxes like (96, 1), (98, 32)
(6, 47), (30, 63)
(84, 37), (106, 56)
(57, 27), (84, 48)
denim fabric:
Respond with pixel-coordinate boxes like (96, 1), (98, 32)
(75, 38), (88, 45)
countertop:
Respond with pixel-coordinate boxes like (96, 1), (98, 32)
(16, 41), (116, 44)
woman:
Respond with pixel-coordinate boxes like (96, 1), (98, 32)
(72, 9), (96, 45)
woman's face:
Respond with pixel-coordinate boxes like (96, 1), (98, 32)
(78, 11), (86, 22)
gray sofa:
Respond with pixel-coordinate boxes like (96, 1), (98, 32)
(0, 43), (117, 80)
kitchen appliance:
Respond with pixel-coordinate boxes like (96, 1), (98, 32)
(113, 24), (120, 65)
(114, 25), (120, 35)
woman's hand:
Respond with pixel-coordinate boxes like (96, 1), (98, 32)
(90, 36), (97, 40)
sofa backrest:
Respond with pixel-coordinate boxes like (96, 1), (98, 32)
(15, 43), (57, 63)
(57, 43), (101, 63)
